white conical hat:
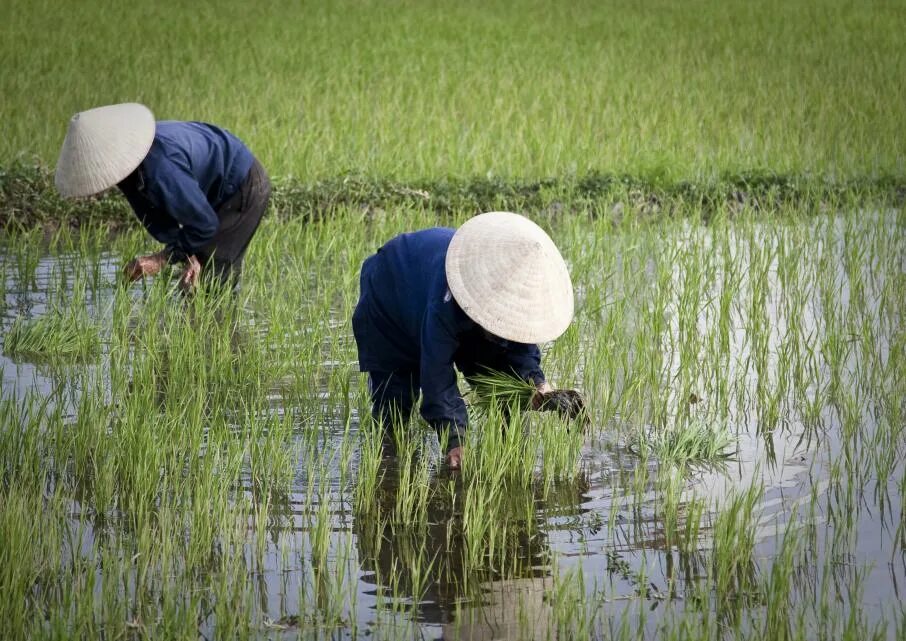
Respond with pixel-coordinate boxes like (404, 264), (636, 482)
(445, 211), (574, 344)
(55, 103), (156, 198)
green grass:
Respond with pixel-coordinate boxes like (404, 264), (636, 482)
(0, 0), (904, 182)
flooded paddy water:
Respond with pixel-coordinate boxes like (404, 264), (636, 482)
(0, 207), (903, 640)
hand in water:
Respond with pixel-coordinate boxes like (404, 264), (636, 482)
(123, 252), (168, 282)
(445, 446), (463, 470)
(178, 255), (202, 292)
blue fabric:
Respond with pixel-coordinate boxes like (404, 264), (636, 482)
(353, 228), (545, 447)
(117, 121), (255, 261)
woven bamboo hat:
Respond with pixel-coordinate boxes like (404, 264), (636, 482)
(55, 103), (156, 198)
(445, 211), (574, 344)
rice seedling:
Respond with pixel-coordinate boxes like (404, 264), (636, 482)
(353, 413), (386, 514)
(246, 407), (298, 497)
(3, 305), (100, 360)
(711, 483), (764, 616)
(0, 107), (904, 641)
(549, 562), (596, 640)
(631, 418), (736, 468)
(466, 370), (538, 414)
(389, 427), (433, 527)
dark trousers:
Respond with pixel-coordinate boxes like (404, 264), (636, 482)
(197, 158), (271, 288)
(367, 343), (519, 434)
(368, 369), (421, 432)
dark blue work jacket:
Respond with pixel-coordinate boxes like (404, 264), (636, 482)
(117, 121), (254, 261)
(353, 227), (545, 437)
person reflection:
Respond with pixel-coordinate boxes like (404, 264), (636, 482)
(354, 455), (587, 640)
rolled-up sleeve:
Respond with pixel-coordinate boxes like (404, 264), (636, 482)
(148, 157), (220, 262)
(419, 302), (467, 450)
(502, 342), (546, 386)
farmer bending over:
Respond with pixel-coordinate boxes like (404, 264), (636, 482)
(55, 103), (270, 291)
(352, 211), (582, 470)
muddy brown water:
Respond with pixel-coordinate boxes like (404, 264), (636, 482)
(1, 216), (903, 640)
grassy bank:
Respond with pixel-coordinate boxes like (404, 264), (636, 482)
(1, 0), (904, 181)
(2, 162), (904, 230)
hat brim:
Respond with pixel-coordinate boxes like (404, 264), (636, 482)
(55, 103), (156, 198)
(445, 212), (574, 344)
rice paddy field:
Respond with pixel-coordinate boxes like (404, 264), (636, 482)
(1, 0), (905, 180)
(1, 1), (905, 640)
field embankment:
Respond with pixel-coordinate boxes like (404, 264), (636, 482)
(2, 163), (904, 230)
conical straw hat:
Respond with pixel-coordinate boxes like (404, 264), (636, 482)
(55, 103), (155, 198)
(445, 211), (574, 344)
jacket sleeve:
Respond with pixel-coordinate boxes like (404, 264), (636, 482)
(119, 188), (181, 247)
(502, 341), (546, 386)
(419, 302), (467, 450)
(148, 156), (220, 262)
(137, 212), (181, 248)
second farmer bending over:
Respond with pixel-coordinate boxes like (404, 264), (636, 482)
(352, 211), (580, 469)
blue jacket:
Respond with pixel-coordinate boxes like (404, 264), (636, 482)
(117, 121), (255, 261)
(353, 227), (545, 440)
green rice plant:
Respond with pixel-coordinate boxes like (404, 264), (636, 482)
(465, 370), (585, 486)
(0, 201), (904, 639)
(390, 428), (433, 527)
(354, 415), (386, 514)
(354, 505), (445, 616)
(0, 393), (53, 495)
(10, 228), (42, 291)
(759, 508), (805, 641)
(678, 495), (707, 560)
(460, 477), (530, 574)
(315, 532), (357, 628)
(631, 418), (736, 468)
(3, 306), (100, 359)
(461, 403), (536, 490)
(535, 411), (585, 489)
(384, 538), (437, 621)
(658, 467), (685, 548)
(4, 262), (102, 362)
(711, 482), (764, 615)
(0, 485), (65, 640)
(246, 406), (298, 497)
(465, 370), (537, 417)
(549, 562), (596, 641)
(0, 259), (6, 315)
(3, 0), (906, 181)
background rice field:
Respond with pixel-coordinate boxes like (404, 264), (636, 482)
(1, 1), (905, 640)
(1, 0), (905, 181)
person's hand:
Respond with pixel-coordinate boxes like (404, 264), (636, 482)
(530, 381), (554, 410)
(123, 252), (169, 282)
(533, 381), (554, 401)
(178, 255), (202, 292)
(445, 446), (463, 470)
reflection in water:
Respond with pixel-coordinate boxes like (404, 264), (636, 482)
(354, 455), (556, 634)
